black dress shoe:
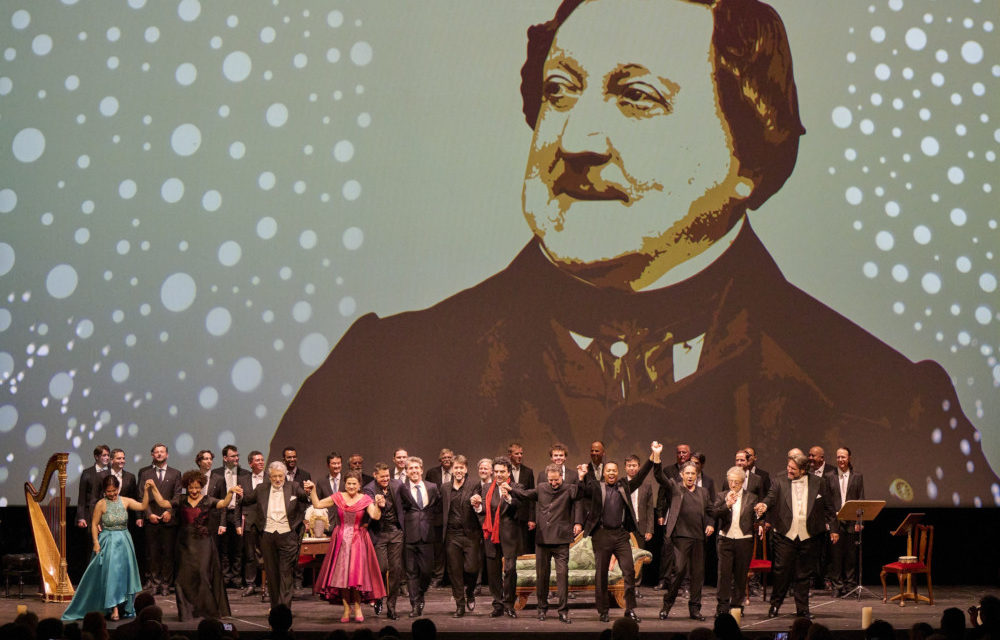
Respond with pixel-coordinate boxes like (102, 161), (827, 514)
(599, 613), (610, 622)
(538, 611), (547, 621)
(409, 608), (422, 618)
(558, 612), (572, 624)
(490, 608), (504, 618)
(504, 607), (517, 618)
(453, 606), (465, 618)
(242, 585), (258, 597)
(767, 605), (779, 618)
(796, 611), (814, 620)
(373, 599), (383, 616)
(690, 612), (706, 621)
(659, 607), (671, 620)
(467, 596), (476, 611)
(625, 609), (641, 623)
(386, 607), (399, 620)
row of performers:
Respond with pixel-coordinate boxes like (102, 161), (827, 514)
(62, 440), (864, 624)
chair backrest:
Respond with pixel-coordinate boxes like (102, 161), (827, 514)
(752, 522), (771, 561)
(914, 524), (933, 568)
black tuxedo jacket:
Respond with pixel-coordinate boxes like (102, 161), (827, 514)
(241, 481), (310, 536)
(136, 465), (182, 526)
(699, 473), (716, 499)
(578, 459), (653, 536)
(509, 464), (535, 523)
(315, 474), (344, 501)
(509, 481), (580, 545)
(237, 473), (268, 530)
(398, 481), (440, 544)
(762, 474), (840, 538)
(98, 469), (138, 500)
(653, 463), (712, 538)
(271, 223), (997, 505)
(440, 480), (483, 543)
(284, 467), (311, 485)
(77, 465), (105, 524)
(364, 478), (406, 538)
(744, 472), (764, 497)
(709, 488), (760, 536)
(633, 478), (656, 538)
(826, 470), (865, 517)
(424, 466), (453, 526)
(210, 465), (251, 524)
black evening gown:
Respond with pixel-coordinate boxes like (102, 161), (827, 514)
(172, 496), (231, 620)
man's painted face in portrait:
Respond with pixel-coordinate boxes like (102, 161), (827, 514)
(522, 0), (750, 289)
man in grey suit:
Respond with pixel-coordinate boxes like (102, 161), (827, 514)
(710, 466), (760, 615)
(827, 447), (865, 596)
(365, 462), (406, 619)
(755, 452), (840, 618)
(507, 462), (584, 624)
(652, 443), (714, 621)
(241, 461), (311, 609)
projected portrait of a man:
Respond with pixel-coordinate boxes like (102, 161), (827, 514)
(271, 0), (998, 505)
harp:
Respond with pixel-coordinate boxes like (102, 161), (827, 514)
(24, 452), (75, 601)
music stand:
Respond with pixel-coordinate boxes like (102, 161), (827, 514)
(886, 512), (927, 604)
(836, 499), (886, 600)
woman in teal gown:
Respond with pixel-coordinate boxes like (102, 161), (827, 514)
(62, 475), (153, 621)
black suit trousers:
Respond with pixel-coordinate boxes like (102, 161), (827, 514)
(716, 536), (753, 612)
(484, 541), (517, 611)
(217, 508), (243, 584)
(374, 529), (405, 606)
(445, 531), (481, 605)
(771, 534), (818, 612)
(404, 541), (434, 606)
(593, 526), (636, 613)
(144, 524), (177, 588)
(535, 543), (569, 614)
(665, 536), (705, 612)
(242, 524), (262, 586)
(830, 528), (859, 592)
(261, 530), (299, 609)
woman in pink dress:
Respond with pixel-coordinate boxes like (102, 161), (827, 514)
(304, 470), (387, 622)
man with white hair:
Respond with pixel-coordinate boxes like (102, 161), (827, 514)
(240, 461), (312, 609)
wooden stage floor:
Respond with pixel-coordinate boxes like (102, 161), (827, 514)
(1, 583), (992, 639)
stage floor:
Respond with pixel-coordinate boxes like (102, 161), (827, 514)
(1, 583), (991, 638)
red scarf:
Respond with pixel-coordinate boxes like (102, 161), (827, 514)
(482, 479), (502, 544)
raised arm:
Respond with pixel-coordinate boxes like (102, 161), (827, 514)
(214, 483), (242, 510)
(367, 493), (384, 520)
(625, 459), (654, 493)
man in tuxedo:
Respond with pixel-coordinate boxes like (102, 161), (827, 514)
(827, 447), (864, 596)
(755, 452), (840, 618)
(709, 466), (759, 615)
(507, 442), (535, 551)
(77, 445), (110, 528)
(744, 448), (772, 497)
(424, 448), (455, 587)
(577, 454), (653, 623)
(365, 462), (407, 619)
(196, 450), (228, 533)
(439, 455), (482, 617)
(807, 445), (838, 589)
(691, 452), (716, 496)
(282, 447), (311, 485)
(473, 456), (523, 618)
(624, 455), (656, 548)
(348, 453), (374, 488)
(507, 463), (584, 624)
(652, 445), (714, 621)
(239, 451), (268, 598)
(398, 456), (440, 617)
(136, 443), (181, 596)
(100, 448), (138, 500)
(808, 446), (838, 481)
(240, 461), (311, 609)
(211, 444), (250, 589)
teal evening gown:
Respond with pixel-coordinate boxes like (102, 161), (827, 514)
(62, 497), (142, 621)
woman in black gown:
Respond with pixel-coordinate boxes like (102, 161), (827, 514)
(149, 469), (243, 620)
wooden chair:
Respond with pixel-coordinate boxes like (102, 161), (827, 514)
(746, 522), (772, 602)
(880, 524), (933, 607)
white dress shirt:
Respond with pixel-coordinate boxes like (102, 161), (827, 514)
(265, 485), (291, 533)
